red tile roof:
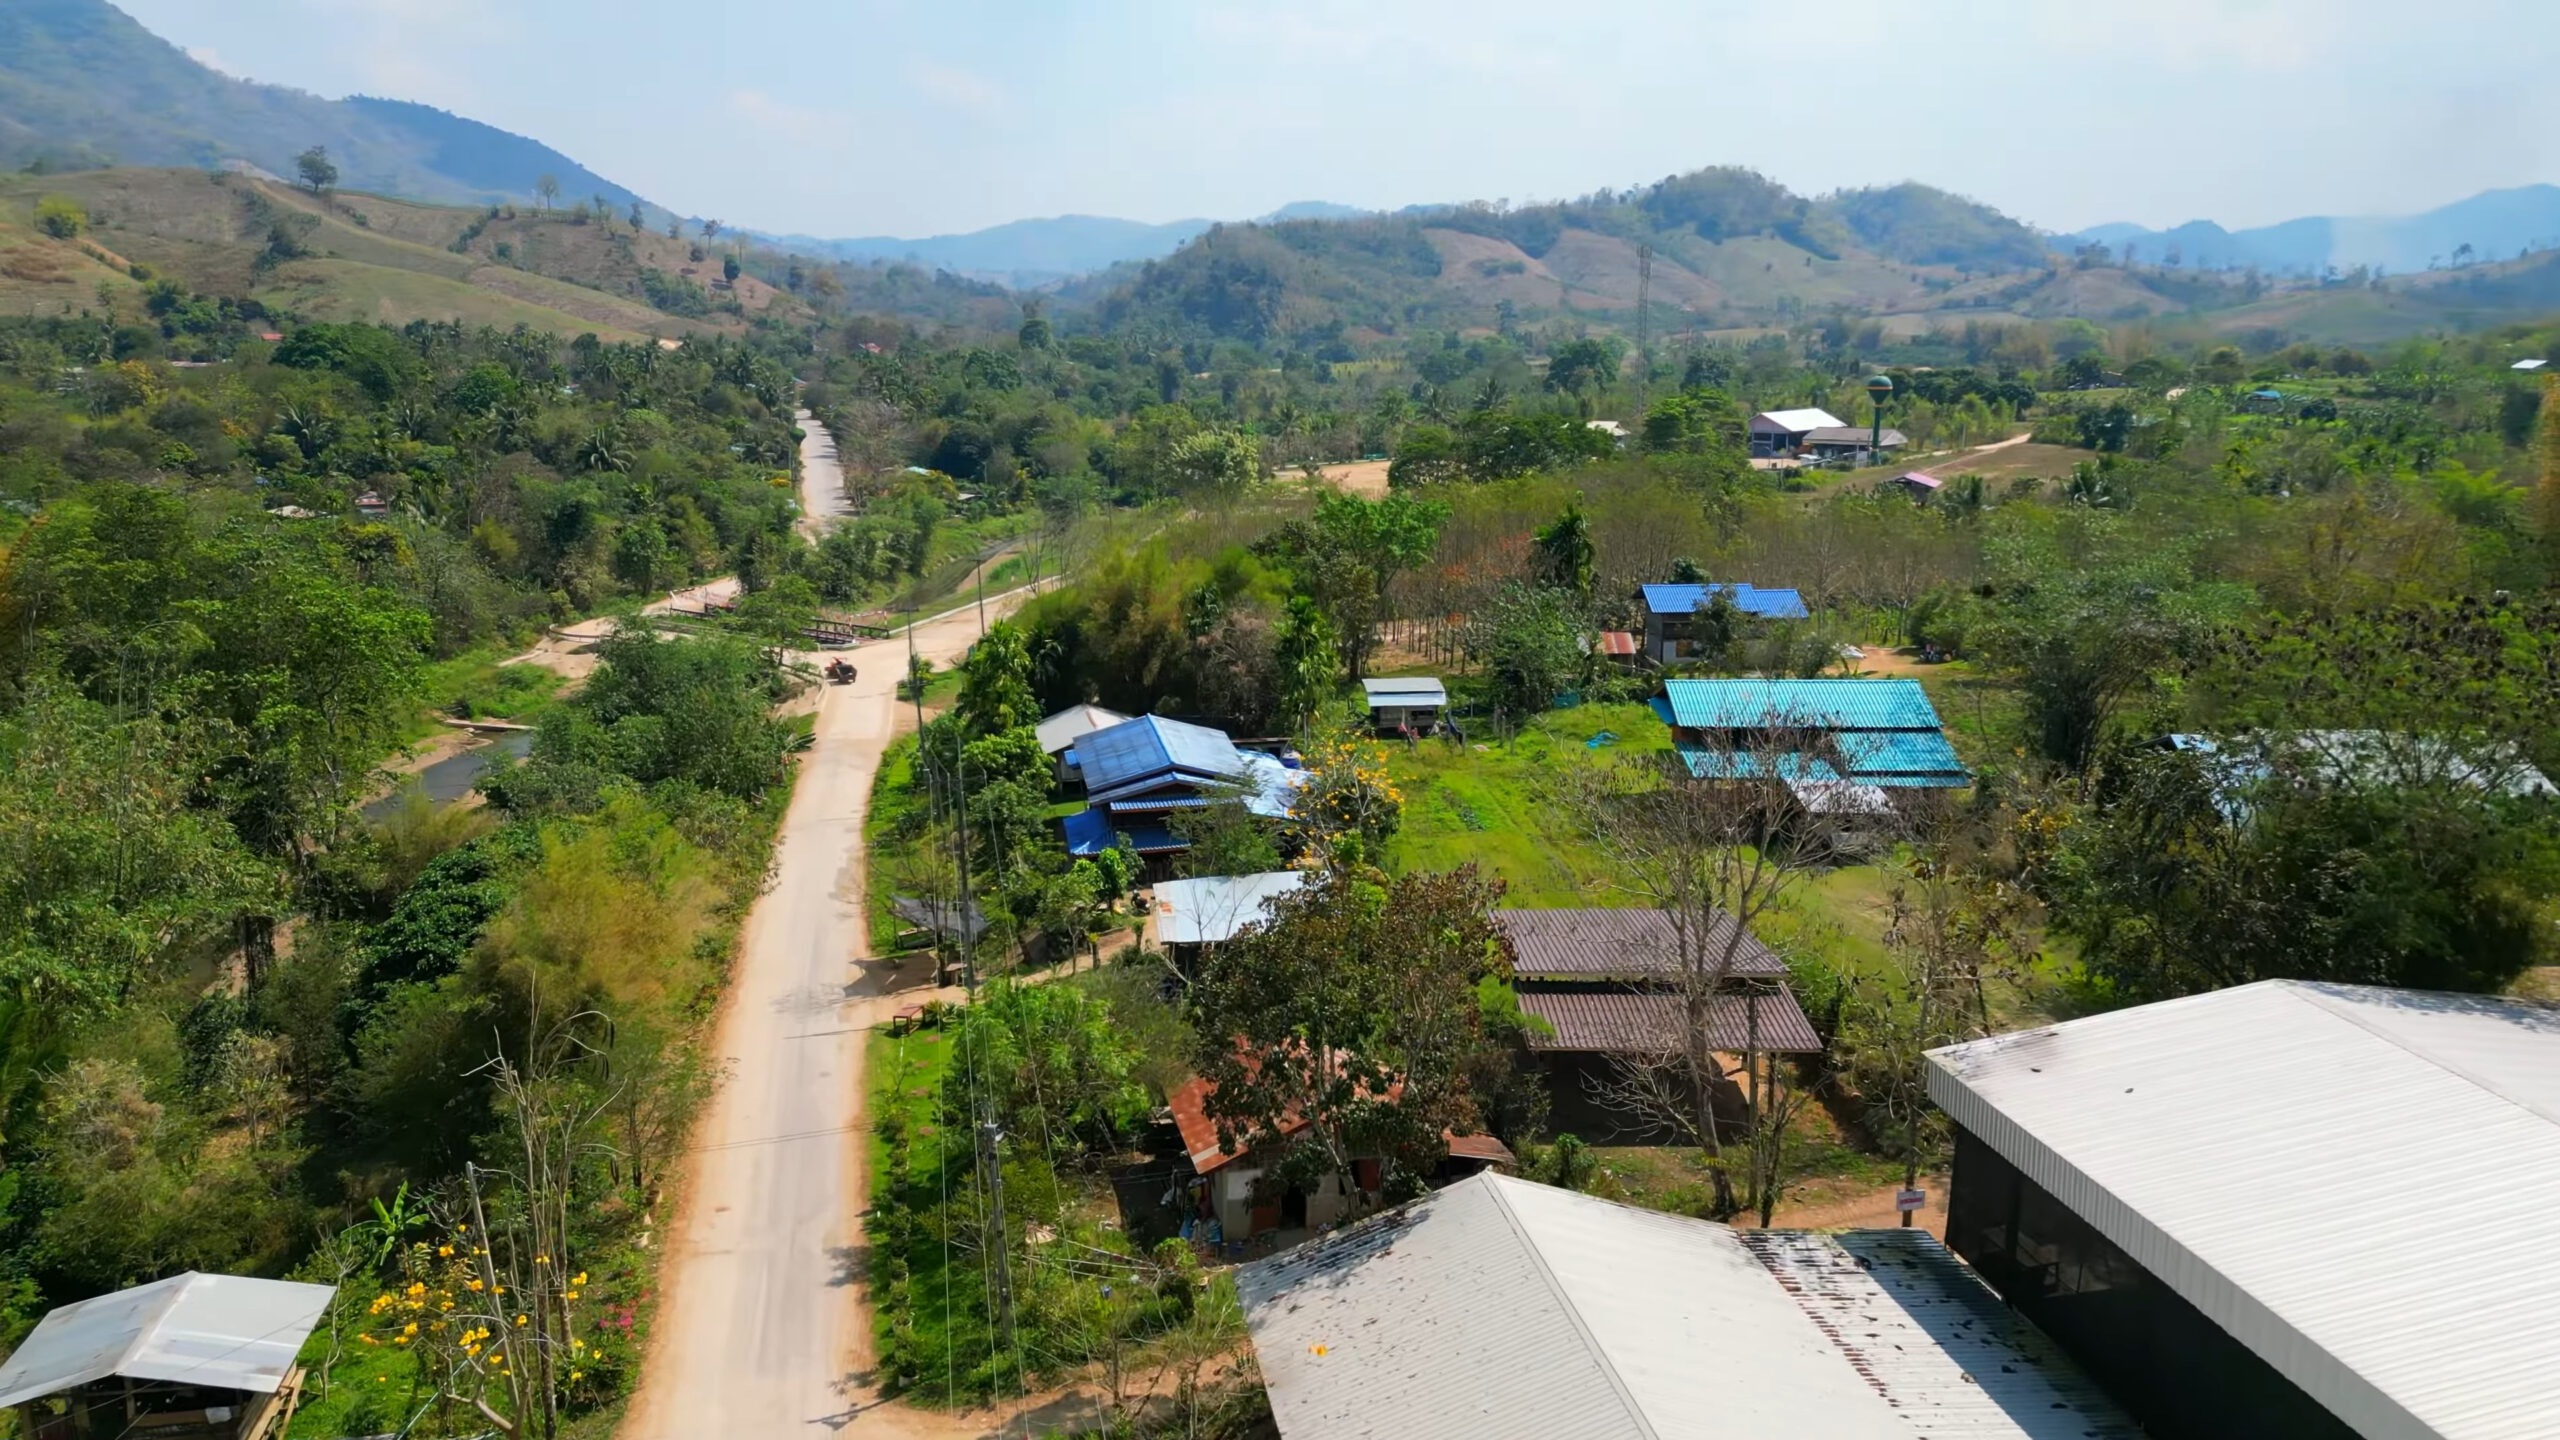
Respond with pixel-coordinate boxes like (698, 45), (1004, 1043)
(1599, 631), (1639, 657)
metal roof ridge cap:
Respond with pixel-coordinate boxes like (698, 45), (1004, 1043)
(2283, 980), (2560, 1131)
(116, 1271), (203, 1379)
(1479, 1176), (1664, 1440)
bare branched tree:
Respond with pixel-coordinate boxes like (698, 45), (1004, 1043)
(1557, 717), (1841, 1214)
(1844, 842), (2032, 1220)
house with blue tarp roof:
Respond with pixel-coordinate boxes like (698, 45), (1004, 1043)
(1638, 583), (1809, 663)
(1061, 714), (1307, 874)
(1651, 678), (1969, 807)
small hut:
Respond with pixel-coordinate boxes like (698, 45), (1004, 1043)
(0, 1273), (334, 1440)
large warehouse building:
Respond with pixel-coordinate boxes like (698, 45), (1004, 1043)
(1928, 980), (2560, 1440)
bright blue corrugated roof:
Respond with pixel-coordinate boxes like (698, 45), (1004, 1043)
(1657, 678), (1944, 731)
(1834, 730), (1968, 781)
(1078, 714), (1250, 795)
(1639, 583), (1809, 620)
(1676, 734), (1967, 787)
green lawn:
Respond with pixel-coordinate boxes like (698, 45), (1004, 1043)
(399, 643), (564, 744)
(1378, 700), (1663, 906)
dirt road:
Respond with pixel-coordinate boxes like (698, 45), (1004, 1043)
(620, 587), (1036, 1440)
(797, 406), (852, 539)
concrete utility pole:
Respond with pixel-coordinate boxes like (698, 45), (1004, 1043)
(977, 1119), (1015, 1356)
(1635, 244), (1654, 406)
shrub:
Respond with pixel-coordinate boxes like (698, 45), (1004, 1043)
(33, 196), (84, 240)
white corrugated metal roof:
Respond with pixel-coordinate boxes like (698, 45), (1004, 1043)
(1152, 870), (1308, 946)
(1742, 1230), (2141, 1439)
(1750, 408), (1846, 433)
(1034, 703), (1129, 756)
(1928, 980), (2560, 1440)
(1238, 1173), (2130, 1440)
(1360, 676), (1448, 706)
(0, 1273), (336, 1408)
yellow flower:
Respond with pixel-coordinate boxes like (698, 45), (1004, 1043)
(572, 1272), (588, 1286)
(515, 1315), (529, 1326)
(437, 1245), (454, 1258)
(393, 1335), (410, 1345)
(569, 1370), (583, 1382)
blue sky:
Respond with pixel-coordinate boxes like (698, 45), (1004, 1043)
(113, 0), (2560, 240)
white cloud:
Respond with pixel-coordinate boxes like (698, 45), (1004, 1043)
(910, 60), (1000, 109)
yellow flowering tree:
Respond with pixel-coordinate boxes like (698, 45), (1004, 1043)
(1287, 728), (1403, 856)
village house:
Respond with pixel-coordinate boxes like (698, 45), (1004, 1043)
(1166, 1071), (1511, 1247)
(1637, 582), (1809, 663)
(1149, 869), (1307, 974)
(1492, 907), (1820, 1142)
(1237, 1172), (2139, 1440)
(1801, 425), (1909, 463)
(1747, 407), (1846, 457)
(1033, 702), (1129, 787)
(1059, 714), (1305, 876)
(1930, 980), (2560, 1440)
(1652, 677), (1970, 809)
(0, 1274), (335, 1440)
(1360, 676), (1447, 734)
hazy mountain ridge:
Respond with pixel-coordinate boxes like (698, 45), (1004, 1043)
(2072, 185), (2560, 275)
(0, 0), (644, 212)
(755, 202), (1373, 286)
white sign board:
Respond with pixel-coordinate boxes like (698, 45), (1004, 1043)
(1894, 1188), (1927, 1212)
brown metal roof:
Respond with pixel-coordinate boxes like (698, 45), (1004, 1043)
(1519, 987), (1822, 1054)
(1493, 907), (1786, 980)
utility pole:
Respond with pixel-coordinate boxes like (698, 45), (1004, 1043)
(951, 729), (975, 991)
(1635, 243), (1654, 406)
(977, 1118), (1016, 1357)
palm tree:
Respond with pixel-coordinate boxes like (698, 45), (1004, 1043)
(576, 427), (631, 474)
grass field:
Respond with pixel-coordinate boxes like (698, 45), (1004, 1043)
(395, 645), (567, 745)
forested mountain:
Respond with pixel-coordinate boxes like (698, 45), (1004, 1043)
(2073, 184), (2560, 276)
(1069, 170), (2120, 343)
(0, 0), (644, 211)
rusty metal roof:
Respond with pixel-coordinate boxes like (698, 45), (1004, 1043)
(1494, 907), (1786, 980)
(1519, 988), (1821, 1054)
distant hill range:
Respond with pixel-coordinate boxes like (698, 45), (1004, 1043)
(0, 0), (648, 213)
(758, 202), (1373, 288)
(2071, 185), (2560, 276)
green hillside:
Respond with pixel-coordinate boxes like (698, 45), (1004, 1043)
(0, 168), (809, 340)
(0, 0), (647, 213)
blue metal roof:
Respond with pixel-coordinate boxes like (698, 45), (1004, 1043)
(1656, 678), (1944, 731)
(1676, 735), (1967, 788)
(1639, 583), (1810, 620)
(1834, 730), (1968, 781)
(1077, 714), (1251, 796)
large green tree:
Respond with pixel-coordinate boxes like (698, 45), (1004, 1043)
(1189, 865), (1513, 1203)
